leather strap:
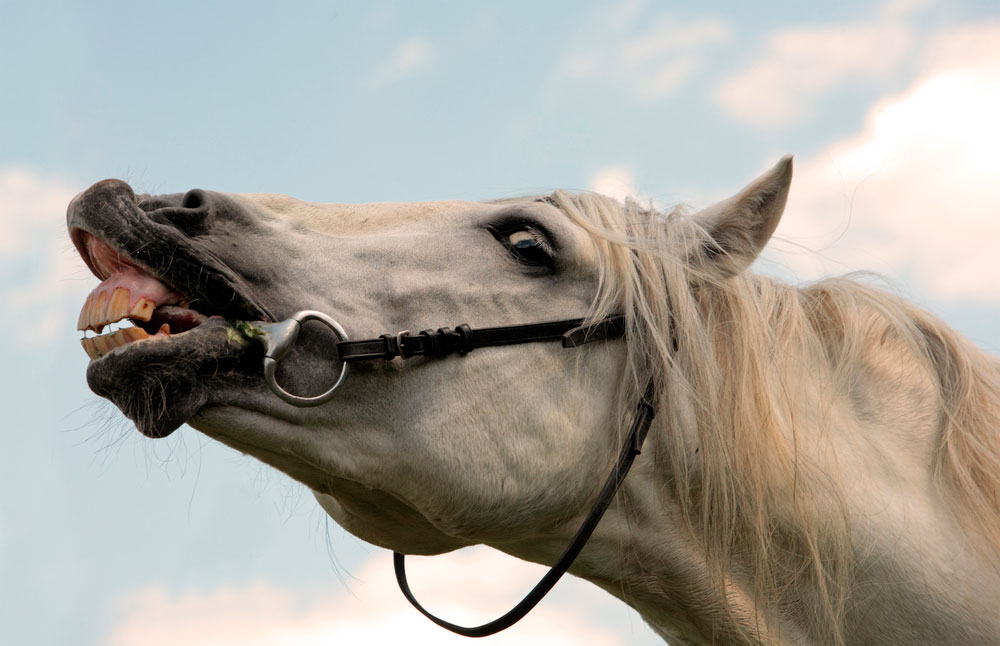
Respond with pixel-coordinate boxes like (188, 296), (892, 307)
(336, 315), (626, 362)
(393, 381), (656, 638)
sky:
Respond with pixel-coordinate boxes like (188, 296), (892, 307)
(1, 0), (999, 644)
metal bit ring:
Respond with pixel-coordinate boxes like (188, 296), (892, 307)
(257, 310), (350, 407)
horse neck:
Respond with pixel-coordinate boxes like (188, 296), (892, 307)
(574, 277), (1000, 644)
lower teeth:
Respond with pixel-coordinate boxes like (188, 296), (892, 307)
(79, 323), (172, 360)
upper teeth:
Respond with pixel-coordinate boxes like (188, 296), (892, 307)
(77, 285), (171, 360)
(77, 286), (156, 333)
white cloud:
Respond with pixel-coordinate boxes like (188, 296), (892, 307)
(768, 24), (1000, 303)
(715, 0), (922, 126)
(589, 165), (639, 203)
(373, 37), (434, 86)
(0, 168), (76, 254)
(559, 2), (730, 100)
(0, 168), (89, 343)
(106, 547), (649, 646)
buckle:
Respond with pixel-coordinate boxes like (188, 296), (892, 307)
(396, 330), (412, 359)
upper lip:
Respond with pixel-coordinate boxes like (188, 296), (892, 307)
(68, 181), (272, 316)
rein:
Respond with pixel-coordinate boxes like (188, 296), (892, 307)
(251, 310), (657, 637)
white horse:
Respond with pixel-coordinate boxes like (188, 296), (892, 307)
(68, 158), (1000, 644)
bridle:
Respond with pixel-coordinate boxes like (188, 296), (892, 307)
(251, 309), (657, 637)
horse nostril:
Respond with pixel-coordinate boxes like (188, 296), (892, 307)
(148, 188), (216, 236)
(181, 188), (208, 210)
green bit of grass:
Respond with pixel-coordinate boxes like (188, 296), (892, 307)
(228, 320), (266, 345)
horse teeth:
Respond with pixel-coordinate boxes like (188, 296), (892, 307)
(89, 290), (109, 332)
(77, 287), (161, 332)
(105, 333), (122, 352)
(80, 337), (100, 360)
(123, 327), (150, 342)
(79, 327), (155, 361)
(107, 287), (131, 324)
(92, 334), (112, 356)
(106, 328), (131, 350)
(75, 281), (184, 362)
(129, 297), (155, 322)
(77, 293), (94, 331)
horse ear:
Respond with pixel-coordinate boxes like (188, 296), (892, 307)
(692, 156), (792, 277)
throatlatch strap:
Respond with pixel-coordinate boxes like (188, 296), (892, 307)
(393, 381), (656, 638)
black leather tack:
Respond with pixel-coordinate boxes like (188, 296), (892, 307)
(455, 324), (473, 355)
(435, 328), (455, 355)
(378, 334), (397, 359)
(417, 329), (435, 355)
(335, 317), (627, 363)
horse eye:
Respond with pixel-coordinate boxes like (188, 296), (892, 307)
(510, 230), (539, 249)
(502, 228), (552, 267)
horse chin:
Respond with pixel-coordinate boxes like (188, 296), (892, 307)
(86, 319), (259, 438)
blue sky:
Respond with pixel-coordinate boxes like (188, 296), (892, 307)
(2, 1), (999, 644)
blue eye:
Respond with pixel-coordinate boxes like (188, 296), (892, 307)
(502, 228), (552, 268)
(510, 231), (540, 249)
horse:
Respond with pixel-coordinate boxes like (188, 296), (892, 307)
(68, 158), (1000, 644)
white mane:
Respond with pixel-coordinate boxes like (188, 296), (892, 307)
(555, 190), (1000, 644)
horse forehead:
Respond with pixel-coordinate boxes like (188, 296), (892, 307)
(238, 193), (508, 234)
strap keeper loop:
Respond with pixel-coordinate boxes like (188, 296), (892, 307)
(434, 327), (455, 355)
(417, 329), (437, 355)
(377, 333), (397, 359)
(455, 324), (473, 355)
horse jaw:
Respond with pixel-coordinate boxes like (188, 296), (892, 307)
(186, 334), (627, 553)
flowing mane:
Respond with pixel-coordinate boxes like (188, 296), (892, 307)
(555, 190), (1000, 643)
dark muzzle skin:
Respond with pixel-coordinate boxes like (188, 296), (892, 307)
(68, 179), (273, 322)
(87, 319), (257, 437)
(68, 179), (276, 437)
